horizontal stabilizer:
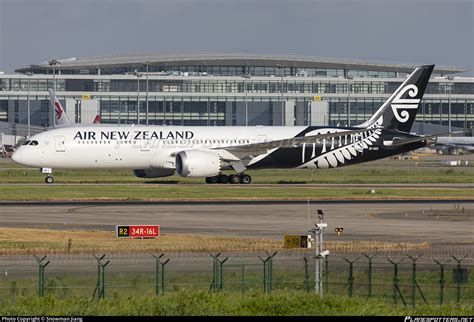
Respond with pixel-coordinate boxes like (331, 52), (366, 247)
(390, 131), (464, 147)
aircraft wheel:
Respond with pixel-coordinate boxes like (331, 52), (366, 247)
(219, 175), (229, 184)
(205, 177), (219, 184)
(229, 174), (241, 184)
(240, 174), (252, 184)
(45, 176), (54, 184)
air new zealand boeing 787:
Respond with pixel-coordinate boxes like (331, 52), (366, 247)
(12, 65), (445, 184)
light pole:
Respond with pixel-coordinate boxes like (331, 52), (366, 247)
(143, 61), (150, 125)
(344, 75), (353, 126)
(241, 73), (251, 126)
(446, 76), (454, 134)
(24, 71), (33, 138)
(310, 209), (328, 296)
(276, 63), (286, 126)
(48, 59), (60, 127)
(134, 71), (143, 125)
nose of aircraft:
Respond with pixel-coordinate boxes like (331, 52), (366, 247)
(11, 150), (22, 164)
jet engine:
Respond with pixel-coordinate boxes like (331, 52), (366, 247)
(133, 169), (175, 178)
(175, 150), (221, 178)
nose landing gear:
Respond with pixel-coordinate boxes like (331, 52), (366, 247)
(45, 176), (54, 184)
(41, 168), (54, 184)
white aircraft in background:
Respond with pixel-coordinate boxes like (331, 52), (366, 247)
(12, 65), (451, 184)
(431, 136), (474, 154)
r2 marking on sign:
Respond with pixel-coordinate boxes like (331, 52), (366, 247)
(116, 225), (160, 238)
(117, 226), (129, 237)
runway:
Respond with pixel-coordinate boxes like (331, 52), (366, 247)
(0, 200), (472, 244)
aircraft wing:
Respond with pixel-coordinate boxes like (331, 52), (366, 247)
(215, 128), (372, 160)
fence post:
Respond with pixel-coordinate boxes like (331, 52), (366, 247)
(210, 253), (220, 291)
(304, 256), (309, 292)
(209, 253), (228, 292)
(219, 256), (228, 291)
(152, 253), (170, 295)
(34, 255), (50, 298)
(325, 255), (329, 295)
(388, 258), (406, 306)
(407, 254), (422, 308)
(258, 251), (277, 293)
(434, 259), (451, 305)
(92, 254), (110, 299)
(343, 257), (360, 298)
(450, 255), (468, 304)
(362, 254), (375, 299)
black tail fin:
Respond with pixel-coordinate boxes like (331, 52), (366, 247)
(358, 65), (434, 133)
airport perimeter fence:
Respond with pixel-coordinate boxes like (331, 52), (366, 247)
(0, 251), (472, 307)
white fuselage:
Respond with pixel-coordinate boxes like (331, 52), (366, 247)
(13, 125), (307, 169)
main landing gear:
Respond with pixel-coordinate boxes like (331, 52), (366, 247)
(205, 173), (252, 184)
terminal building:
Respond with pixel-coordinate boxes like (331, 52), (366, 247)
(1, 53), (473, 135)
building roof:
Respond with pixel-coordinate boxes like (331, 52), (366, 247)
(15, 52), (466, 74)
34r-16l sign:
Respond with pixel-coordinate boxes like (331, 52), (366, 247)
(116, 225), (160, 238)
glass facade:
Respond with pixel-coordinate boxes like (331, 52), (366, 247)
(2, 76), (474, 96)
(2, 58), (473, 133)
(32, 65), (397, 77)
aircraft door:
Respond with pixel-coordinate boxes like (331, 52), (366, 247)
(55, 136), (66, 152)
(141, 140), (150, 151)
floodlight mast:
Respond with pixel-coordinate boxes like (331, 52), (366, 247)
(310, 209), (328, 296)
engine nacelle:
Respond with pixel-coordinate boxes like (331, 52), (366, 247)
(175, 150), (221, 178)
(133, 168), (175, 178)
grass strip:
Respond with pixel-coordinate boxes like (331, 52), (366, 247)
(0, 228), (431, 255)
(0, 291), (472, 315)
(0, 186), (472, 201)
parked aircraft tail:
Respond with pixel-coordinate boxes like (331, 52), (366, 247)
(93, 114), (101, 124)
(48, 89), (72, 126)
(358, 65), (434, 133)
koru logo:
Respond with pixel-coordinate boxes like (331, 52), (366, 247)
(391, 84), (420, 123)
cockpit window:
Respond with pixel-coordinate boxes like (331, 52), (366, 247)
(21, 140), (39, 146)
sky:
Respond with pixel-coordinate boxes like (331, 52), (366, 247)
(0, 0), (473, 74)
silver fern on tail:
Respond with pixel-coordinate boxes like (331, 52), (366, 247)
(299, 125), (382, 169)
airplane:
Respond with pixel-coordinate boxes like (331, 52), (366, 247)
(430, 136), (474, 155)
(12, 65), (449, 184)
